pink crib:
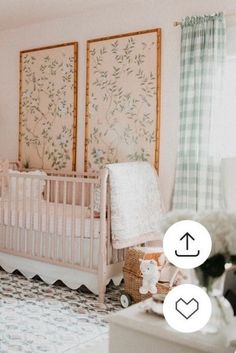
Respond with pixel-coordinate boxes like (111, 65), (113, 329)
(0, 163), (125, 303)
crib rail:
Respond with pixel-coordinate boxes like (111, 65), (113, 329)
(0, 169), (125, 273)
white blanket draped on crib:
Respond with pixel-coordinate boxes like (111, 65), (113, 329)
(107, 162), (162, 249)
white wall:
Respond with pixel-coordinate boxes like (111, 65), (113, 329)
(0, 0), (236, 209)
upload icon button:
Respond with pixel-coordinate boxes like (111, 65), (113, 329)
(163, 220), (212, 269)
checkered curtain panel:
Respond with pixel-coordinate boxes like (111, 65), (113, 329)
(173, 13), (225, 211)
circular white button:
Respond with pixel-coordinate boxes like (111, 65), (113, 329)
(163, 284), (212, 333)
(163, 220), (212, 269)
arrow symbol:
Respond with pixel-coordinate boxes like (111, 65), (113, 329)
(175, 232), (200, 257)
(180, 232), (195, 251)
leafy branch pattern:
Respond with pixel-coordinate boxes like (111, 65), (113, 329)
(20, 45), (76, 171)
(86, 32), (159, 171)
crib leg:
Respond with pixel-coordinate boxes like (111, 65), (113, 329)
(98, 168), (108, 305)
(99, 289), (105, 304)
(98, 275), (106, 304)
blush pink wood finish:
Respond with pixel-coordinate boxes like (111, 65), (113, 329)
(0, 164), (124, 303)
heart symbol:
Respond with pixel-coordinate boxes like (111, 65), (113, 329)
(175, 298), (199, 319)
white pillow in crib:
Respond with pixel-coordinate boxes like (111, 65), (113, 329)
(7, 170), (47, 201)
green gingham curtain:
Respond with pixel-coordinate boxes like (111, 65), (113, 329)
(173, 13), (226, 211)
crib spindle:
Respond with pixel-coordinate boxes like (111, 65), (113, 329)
(22, 175), (27, 254)
(80, 181), (85, 268)
(29, 176), (34, 256)
(71, 180), (76, 264)
(107, 183), (112, 265)
(6, 173), (12, 250)
(89, 183), (94, 269)
(45, 178), (50, 259)
(53, 180), (59, 261)
(38, 177), (43, 257)
(11, 175), (15, 251)
(0, 175), (4, 248)
(62, 179), (67, 263)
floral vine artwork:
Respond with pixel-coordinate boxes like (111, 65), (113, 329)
(85, 29), (161, 171)
(19, 42), (78, 171)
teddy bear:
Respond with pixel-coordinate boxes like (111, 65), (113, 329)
(139, 259), (162, 295)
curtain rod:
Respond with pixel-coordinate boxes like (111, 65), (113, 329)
(173, 13), (236, 27)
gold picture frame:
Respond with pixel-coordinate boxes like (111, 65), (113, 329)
(85, 28), (161, 172)
(19, 42), (78, 171)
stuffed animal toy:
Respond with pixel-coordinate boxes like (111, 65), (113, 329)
(139, 259), (161, 295)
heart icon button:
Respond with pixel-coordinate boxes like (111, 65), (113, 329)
(163, 284), (212, 333)
(175, 298), (199, 319)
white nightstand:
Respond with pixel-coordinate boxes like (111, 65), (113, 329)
(108, 299), (236, 353)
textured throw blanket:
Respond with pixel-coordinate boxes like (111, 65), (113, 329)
(107, 162), (163, 249)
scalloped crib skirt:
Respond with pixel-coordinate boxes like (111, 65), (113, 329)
(0, 252), (123, 294)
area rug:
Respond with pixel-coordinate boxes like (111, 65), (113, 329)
(0, 270), (121, 353)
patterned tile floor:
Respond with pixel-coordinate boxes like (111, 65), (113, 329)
(0, 270), (122, 353)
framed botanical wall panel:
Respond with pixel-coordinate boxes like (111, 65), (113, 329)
(85, 28), (161, 172)
(19, 42), (78, 171)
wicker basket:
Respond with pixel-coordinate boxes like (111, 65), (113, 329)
(123, 247), (171, 303)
